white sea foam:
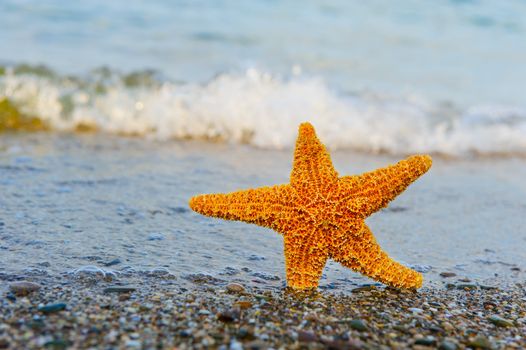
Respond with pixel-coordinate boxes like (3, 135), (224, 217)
(1, 67), (526, 156)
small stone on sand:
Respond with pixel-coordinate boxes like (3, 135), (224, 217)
(226, 283), (245, 294)
(9, 281), (41, 296)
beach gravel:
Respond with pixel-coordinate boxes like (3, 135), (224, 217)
(8, 282), (41, 296)
(0, 277), (525, 349)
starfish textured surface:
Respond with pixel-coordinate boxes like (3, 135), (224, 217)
(189, 123), (432, 290)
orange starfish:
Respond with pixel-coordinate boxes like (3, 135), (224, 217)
(189, 123), (432, 290)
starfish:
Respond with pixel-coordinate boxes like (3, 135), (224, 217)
(189, 123), (432, 290)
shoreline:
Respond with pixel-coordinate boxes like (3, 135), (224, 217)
(0, 133), (525, 292)
(1, 276), (524, 349)
(1, 133), (525, 348)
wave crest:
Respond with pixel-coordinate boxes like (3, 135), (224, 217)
(1, 65), (525, 156)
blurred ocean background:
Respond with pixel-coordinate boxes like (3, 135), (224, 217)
(1, 0), (526, 155)
(1, 1), (525, 289)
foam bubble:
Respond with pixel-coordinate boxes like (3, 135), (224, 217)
(1, 66), (525, 156)
(70, 265), (117, 281)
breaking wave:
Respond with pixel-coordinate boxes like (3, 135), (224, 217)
(1, 64), (525, 156)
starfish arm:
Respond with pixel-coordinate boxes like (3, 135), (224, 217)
(331, 224), (423, 289)
(340, 155), (432, 216)
(284, 226), (329, 289)
(290, 123), (338, 196)
(189, 184), (294, 231)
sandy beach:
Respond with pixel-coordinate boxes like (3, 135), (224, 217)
(1, 273), (525, 349)
(1, 133), (525, 348)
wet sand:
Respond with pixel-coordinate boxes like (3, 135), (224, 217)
(1, 133), (525, 290)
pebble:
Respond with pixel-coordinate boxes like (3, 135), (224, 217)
(201, 336), (215, 346)
(487, 315), (513, 328)
(125, 340), (141, 348)
(250, 272), (280, 281)
(103, 286), (137, 294)
(148, 267), (175, 278)
(441, 322), (454, 331)
(43, 339), (69, 349)
(298, 330), (318, 342)
(237, 327), (255, 340)
(247, 254), (266, 261)
(480, 285), (497, 290)
(456, 283), (477, 290)
(413, 346), (432, 350)
(9, 281), (41, 296)
(119, 293), (131, 301)
(147, 233), (164, 241)
(439, 272), (457, 278)
(351, 285), (376, 293)
(415, 336), (436, 346)
(439, 340), (458, 350)
(408, 307), (424, 314)
(304, 312), (319, 322)
(230, 339), (243, 350)
(217, 309), (239, 323)
(349, 319), (368, 332)
(245, 340), (268, 349)
(234, 300), (252, 309)
(467, 336), (494, 350)
(221, 267), (240, 276)
(38, 303), (67, 314)
(226, 283), (246, 294)
(348, 338), (364, 349)
(179, 330), (191, 338)
(104, 258), (122, 267)
(170, 206), (189, 214)
(184, 273), (224, 285)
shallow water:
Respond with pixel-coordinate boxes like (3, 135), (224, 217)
(1, 134), (525, 291)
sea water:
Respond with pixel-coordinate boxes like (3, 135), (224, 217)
(1, 0), (526, 155)
(0, 1), (525, 290)
(1, 134), (525, 290)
